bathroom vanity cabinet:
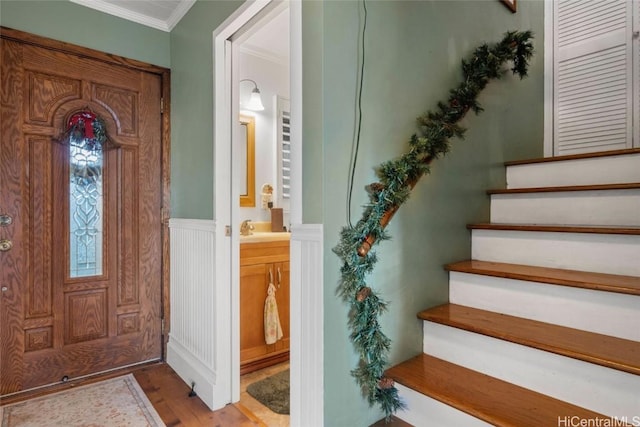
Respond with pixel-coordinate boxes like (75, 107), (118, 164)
(240, 239), (290, 374)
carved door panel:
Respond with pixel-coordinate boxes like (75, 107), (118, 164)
(1, 36), (163, 393)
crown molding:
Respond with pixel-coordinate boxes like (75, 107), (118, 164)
(165, 0), (197, 31)
(238, 43), (288, 66)
(69, 0), (195, 32)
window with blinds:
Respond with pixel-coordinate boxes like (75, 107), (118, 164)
(276, 96), (291, 211)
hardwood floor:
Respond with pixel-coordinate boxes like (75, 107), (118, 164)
(0, 362), (288, 426)
(134, 363), (263, 427)
(0, 363), (265, 427)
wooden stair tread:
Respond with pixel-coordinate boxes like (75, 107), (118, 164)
(487, 182), (640, 195)
(446, 260), (640, 296)
(504, 148), (640, 166)
(468, 223), (640, 235)
(370, 416), (413, 426)
(418, 304), (640, 375)
(386, 353), (608, 427)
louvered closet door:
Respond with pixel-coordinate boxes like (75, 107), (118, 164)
(635, 0), (640, 150)
(554, 0), (634, 155)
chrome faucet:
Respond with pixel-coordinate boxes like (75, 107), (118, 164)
(240, 219), (254, 236)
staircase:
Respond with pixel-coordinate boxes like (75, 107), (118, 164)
(386, 148), (640, 426)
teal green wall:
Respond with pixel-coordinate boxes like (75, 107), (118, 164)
(319, 1), (544, 424)
(2, 0), (545, 424)
(169, 0), (243, 219)
(0, 0), (170, 68)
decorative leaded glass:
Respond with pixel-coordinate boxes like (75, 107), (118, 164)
(69, 143), (103, 277)
(57, 110), (116, 278)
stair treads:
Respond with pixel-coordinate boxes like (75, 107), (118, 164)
(446, 260), (640, 296)
(370, 416), (413, 427)
(418, 304), (640, 375)
(386, 353), (608, 427)
(487, 182), (640, 195)
(468, 223), (640, 235)
(504, 147), (640, 167)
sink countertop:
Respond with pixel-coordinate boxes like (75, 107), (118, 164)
(240, 231), (290, 243)
(239, 221), (289, 243)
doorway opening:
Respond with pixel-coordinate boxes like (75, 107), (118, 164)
(232, 5), (291, 424)
(212, 0), (305, 424)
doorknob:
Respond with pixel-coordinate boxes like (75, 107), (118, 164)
(0, 214), (12, 226)
(0, 239), (13, 252)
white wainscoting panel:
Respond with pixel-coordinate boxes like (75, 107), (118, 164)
(167, 219), (228, 410)
(290, 224), (323, 427)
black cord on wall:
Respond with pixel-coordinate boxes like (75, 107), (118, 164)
(347, 0), (368, 229)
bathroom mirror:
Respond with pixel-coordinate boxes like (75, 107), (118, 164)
(239, 115), (256, 207)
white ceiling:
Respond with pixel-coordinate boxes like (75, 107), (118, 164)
(69, 0), (196, 32)
(241, 7), (289, 64)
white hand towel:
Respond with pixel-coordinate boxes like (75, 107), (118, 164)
(264, 282), (283, 345)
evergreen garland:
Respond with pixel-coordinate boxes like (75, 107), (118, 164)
(333, 31), (534, 418)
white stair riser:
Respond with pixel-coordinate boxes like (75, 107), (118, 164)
(490, 190), (640, 226)
(471, 229), (640, 276)
(449, 272), (640, 341)
(506, 153), (640, 189)
(394, 384), (492, 427)
(422, 322), (640, 418)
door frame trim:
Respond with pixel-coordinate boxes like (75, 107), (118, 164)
(0, 25), (172, 360)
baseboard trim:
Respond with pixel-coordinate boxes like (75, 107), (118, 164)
(167, 337), (221, 409)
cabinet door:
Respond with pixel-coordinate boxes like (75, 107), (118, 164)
(240, 263), (269, 362)
(274, 261), (290, 351)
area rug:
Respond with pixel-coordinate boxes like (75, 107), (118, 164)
(0, 374), (165, 427)
(246, 369), (290, 415)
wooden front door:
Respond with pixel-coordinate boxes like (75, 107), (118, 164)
(0, 30), (167, 394)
